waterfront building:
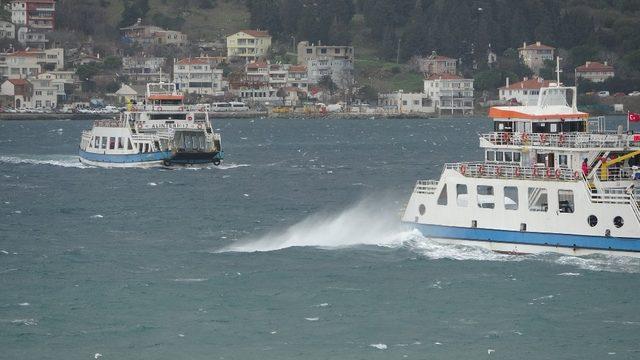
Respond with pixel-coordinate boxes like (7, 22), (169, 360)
(0, 78), (31, 108)
(575, 61), (615, 83)
(296, 41), (354, 88)
(0, 21), (16, 39)
(173, 57), (224, 95)
(36, 71), (79, 102)
(11, 0), (55, 31)
(3, 48), (63, 78)
(226, 30), (272, 62)
(122, 57), (168, 84)
(518, 41), (555, 75)
(287, 65), (309, 91)
(423, 74), (474, 115)
(297, 41), (354, 65)
(378, 91), (435, 114)
(498, 77), (552, 106)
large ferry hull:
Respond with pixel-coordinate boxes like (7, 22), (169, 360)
(407, 222), (640, 258)
(78, 149), (172, 168)
(167, 150), (224, 165)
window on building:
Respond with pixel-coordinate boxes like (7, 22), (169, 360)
(504, 187), (518, 210)
(496, 151), (504, 162)
(505, 152), (513, 162)
(437, 184), (448, 205)
(101, 136), (107, 149)
(456, 184), (468, 207)
(558, 190), (574, 213)
(320, 48), (327, 54)
(559, 154), (568, 167)
(487, 150), (495, 161)
(109, 137), (116, 150)
(528, 187), (548, 212)
(477, 185), (495, 209)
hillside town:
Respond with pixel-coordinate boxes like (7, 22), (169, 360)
(0, 0), (638, 117)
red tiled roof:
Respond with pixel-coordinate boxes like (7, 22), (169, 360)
(519, 42), (555, 50)
(239, 30), (270, 37)
(425, 73), (463, 80)
(7, 50), (40, 57)
(177, 58), (208, 65)
(576, 61), (614, 72)
(8, 79), (29, 85)
(288, 65), (307, 72)
(499, 77), (551, 90)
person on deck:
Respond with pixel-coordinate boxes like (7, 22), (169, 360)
(582, 158), (589, 175)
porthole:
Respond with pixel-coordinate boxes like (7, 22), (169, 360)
(614, 216), (624, 228)
(587, 215), (598, 227)
(418, 204), (426, 215)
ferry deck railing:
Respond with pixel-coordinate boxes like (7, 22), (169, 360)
(444, 162), (579, 181)
(481, 131), (640, 149)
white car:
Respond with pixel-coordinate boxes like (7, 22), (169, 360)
(628, 91), (640, 97)
(597, 91), (610, 97)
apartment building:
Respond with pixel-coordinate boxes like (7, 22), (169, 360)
(226, 30), (272, 62)
(575, 61), (615, 83)
(424, 74), (474, 115)
(173, 58), (224, 95)
(413, 51), (457, 75)
(499, 77), (552, 106)
(519, 41), (555, 75)
(122, 57), (168, 83)
(11, 0), (56, 31)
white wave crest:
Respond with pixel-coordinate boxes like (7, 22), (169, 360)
(215, 163), (250, 170)
(0, 155), (90, 168)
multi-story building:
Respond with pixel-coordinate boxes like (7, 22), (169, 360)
(287, 65), (309, 91)
(11, 0), (56, 31)
(36, 71), (79, 103)
(173, 58), (224, 95)
(413, 51), (457, 75)
(0, 21), (16, 39)
(297, 41), (354, 65)
(378, 91), (435, 114)
(16, 27), (48, 49)
(122, 57), (168, 83)
(3, 48), (63, 78)
(29, 77), (57, 108)
(120, 18), (187, 47)
(423, 74), (474, 115)
(575, 61), (615, 83)
(498, 77), (551, 106)
(226, 30), (272, 62)
(518, 41), (555, 75)
(1, 78), (32, 108)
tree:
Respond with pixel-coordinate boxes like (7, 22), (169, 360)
(276, 87), (287, 105)
(103, 56), (123, 71)
(356, 85), (378, 104)
(76, 63), (101, 82)
(318, 75), (337, 96)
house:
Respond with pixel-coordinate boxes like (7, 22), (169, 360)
(518, 41), (555, 75)
(71, 54), (104, 67)
(11, 0), (56, 31)
(575, 61), (615, 83)
(0, 21), (16, 39)
(287, 65), (309, 91)
(29, 77), (57, 108)
(173, 57), (224, 95)
(297, 41), (354, 65)
(36, 71), (79, 103)
(0, 78), (32, 108)
(307, 58), (354, 88)
(226, 30), (272, 62)
(122, 57), (168, 83)
(113, 83), (146, 104)
(412, 51), (457, 75)
(498, 77), (551, 106)
(16, 27), (48, 49)
(120, 18), (187, 47)
(5, 50), (40, 78)
(378, 91), (435, 114)
(423, 74), (474, 115)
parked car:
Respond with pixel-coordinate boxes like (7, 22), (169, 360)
(629, 91), (640, 97)
(597, 91), (610, 97)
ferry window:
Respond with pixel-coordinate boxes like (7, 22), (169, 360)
(558, 190), (574, 213)
(477, 185), (495, 209)
(109, 137), (116, 150)
(101, 136), (107, 149)
(437, 184), (448, 206)
(91, 137), (97, 148)
(117, 137), (124, 149)
(536, 153), (546, 164)
(418, 204), (426, 215)
(496, 151), (504, 162)
(513, 152), (521, 163)
(559, 155), (568, 167)
(504, 187), (518, 210)
(505, 152), (513, 162)
(550, 123), (558, 132)
(456, 184), (468, 207)
(587, 215), (598, 227)
(614, 216), (624, 228)
(127, 139), (133, 150)
(528, 187), (548, 212)
(486, 151), (495, 162)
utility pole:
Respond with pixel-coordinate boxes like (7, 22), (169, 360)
(396, 37), (401, 64)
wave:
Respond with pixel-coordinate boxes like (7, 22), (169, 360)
(0, 155), (90, 168)
(218, 197), (640, 273)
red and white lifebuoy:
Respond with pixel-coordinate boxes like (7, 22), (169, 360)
(559, 133), (566, 144)
(540, 133), (547, 143)
(574, 171), (580, 180)
(459, 164), (466, 175)
(478, 165), (485, 175)
(545, 167), (552, 178)
(187, 115), (193, 121)
(501, 132), (510, 144)
(137, 122), (143, 129)
(197, 123), (203, 130)
(515, 167), (521, 177)
(496, 166), (502, 176)
(555, 168), (561, 179)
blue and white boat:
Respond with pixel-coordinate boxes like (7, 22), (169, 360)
(79, 119), (172, 168)
(403, 65), (640, 257)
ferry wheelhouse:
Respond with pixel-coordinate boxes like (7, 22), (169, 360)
(403, 80), (640, 257)
(127, 83), (223, 166)
(79, 119), (171, 168)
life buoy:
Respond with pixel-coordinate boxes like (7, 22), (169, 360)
(137, 122), (143, 129)
(540, 133), (547, 143)
(478, 165), (485, 175)
(187, 115), (193, 121)
(555, 169), (561, 179)
(545, 167), (552, 178)
(496, 166), (502, 176)
(459, 164), (466, 175)
(532, 167), (538, 177)
(522, 132), (529, 143)
(155, 106), (162, 111)
(573, 171), (580, 180)
(197, 124), (203, 130)
(515, 167), (521, 177)
(501, 132), (510, 143)
(559, 133), (566, 144)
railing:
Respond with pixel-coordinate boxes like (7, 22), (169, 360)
(94, 119), (125, 128)
(445, 162), (580, 181)
(414, 180), (439, 194)
(481, 131), (640, 149)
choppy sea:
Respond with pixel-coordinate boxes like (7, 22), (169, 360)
(1, 117), (639, 359)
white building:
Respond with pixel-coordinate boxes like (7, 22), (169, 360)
(36, 71), (78, 102)
(11, 0), (56, 31)
(412, 51), (457, 75)
(122, 57), (168, 83)
(518, 41), (555, 75)
(498, 77), (551, 106)
(378, 91), (435, 114)
(173, 58), (224, 95)
(307, 58), (354, 88)
(17, 27), (48, 49)
(29, 77), (57, 108)
(0, 21), (16, 39)
(226, 30), (272, 62)
(575, 61), (615, 83)
(287, 65), (309, 91)
(423, 74), (474, 115)
(297, 41), (354, 64)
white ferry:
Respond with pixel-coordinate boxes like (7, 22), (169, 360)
(403, 67), (640, 257)
(131, 83), (223, 166)
(79, 119), (171, 168)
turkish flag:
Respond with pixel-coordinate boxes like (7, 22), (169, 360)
(629, 112), (640, 122)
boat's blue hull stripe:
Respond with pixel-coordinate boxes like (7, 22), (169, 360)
(406, 222), (640, 253)
(78, 149), (172, 163)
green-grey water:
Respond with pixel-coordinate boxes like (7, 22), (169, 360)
(1, 117), (639, 359)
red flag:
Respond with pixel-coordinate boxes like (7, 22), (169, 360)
(629, 112), (640, 122)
